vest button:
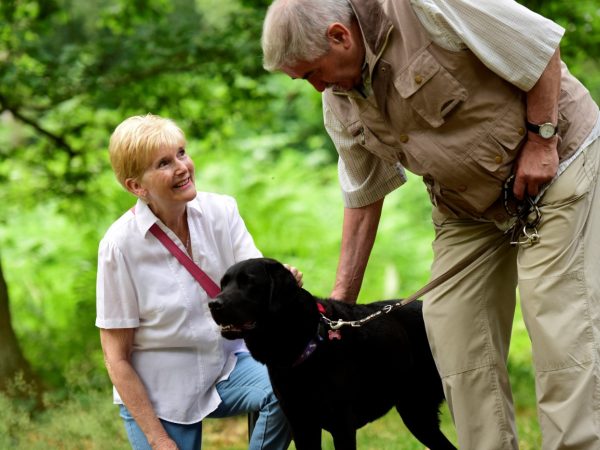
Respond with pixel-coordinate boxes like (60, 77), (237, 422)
(518, 127), (525, 136)
(399, 134), (409, 143)
(495, 155), (503, 164)
(458, 184), (467, 192)
(414, 75), (423, 84)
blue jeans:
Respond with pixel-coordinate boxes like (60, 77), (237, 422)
(120, 352), (290, 450)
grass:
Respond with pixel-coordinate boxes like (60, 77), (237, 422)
(2, 305), (541, 449)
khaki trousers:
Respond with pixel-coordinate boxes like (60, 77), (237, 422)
(423, 137), (600, 450)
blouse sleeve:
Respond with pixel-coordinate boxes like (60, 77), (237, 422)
(224, 197), (263, 262)
(95, 238), (140, 329)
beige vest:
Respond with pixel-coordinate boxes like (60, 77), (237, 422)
(324, 0), (599, 220)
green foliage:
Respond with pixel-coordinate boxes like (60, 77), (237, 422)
(200, 144), (434, 300)
(0, 0), (599, 447)
(521, 0), (600, 100)
(0, 388), (129, 450)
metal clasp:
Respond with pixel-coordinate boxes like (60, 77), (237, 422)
(511, 225), (540, 246)
(509, 202), (542, 247)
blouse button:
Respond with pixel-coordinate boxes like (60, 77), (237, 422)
(399, 134), (409, 143)
(414, 74), (423, 84)
(495, 155), (503, 164)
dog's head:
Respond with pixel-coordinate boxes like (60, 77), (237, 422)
(208, 257), (300, 340)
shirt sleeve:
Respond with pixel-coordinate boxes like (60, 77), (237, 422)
(95, 238), (140, 329)
(410, 0), (565, 91)
(323, 99), (406, 208)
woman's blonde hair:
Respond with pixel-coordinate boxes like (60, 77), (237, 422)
(108, 114), (186, 188)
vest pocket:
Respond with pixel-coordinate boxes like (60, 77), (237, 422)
(395, 50), (467, 128)
(346, 121), (401, 165)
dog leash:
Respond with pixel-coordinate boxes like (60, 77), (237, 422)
(322, 231), (511, 330)
(322, 181), (542, 331)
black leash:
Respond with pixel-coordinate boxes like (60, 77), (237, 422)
(322, 176), (542, 331)
(503, 174), (542, 246)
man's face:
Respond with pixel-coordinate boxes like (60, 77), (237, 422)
(281, 23), (364, 93)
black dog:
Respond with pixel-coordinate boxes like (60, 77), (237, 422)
(208, 258), (455, 450)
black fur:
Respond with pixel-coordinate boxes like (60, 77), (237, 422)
(208, 257), (455, 450)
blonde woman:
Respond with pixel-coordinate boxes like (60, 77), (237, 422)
(96, 114), (294, 450)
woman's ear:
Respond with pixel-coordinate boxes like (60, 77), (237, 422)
(125, 178), (146, 198)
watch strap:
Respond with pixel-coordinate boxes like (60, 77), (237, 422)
(526, 121), (557, 137)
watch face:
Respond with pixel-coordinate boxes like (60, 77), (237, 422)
(539, 123), (556, 139)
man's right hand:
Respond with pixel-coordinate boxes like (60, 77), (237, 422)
(330, 199), (384, 304)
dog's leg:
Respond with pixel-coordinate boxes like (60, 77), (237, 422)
(395, 401), (456, 450)
(330, 429), (357, 450)
(289, 421), (322, 450)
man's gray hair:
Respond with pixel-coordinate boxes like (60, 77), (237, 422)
(262, 0), (354, 71)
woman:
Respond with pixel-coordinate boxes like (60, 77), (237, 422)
(96, 114), (295, 450)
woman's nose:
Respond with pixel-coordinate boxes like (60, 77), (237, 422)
(175, 158), (188, 173)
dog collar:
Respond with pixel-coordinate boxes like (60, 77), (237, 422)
(292, 302), (342, 367)
(292, 329), (323, 367)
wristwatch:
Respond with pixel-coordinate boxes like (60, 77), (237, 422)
(526, 121), (558, 139)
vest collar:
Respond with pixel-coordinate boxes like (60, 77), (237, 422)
(332, 0), (394, 98)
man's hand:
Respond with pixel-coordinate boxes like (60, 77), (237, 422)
(330, 199), (384, 304)
(514, 45), (561, 201)
(512, 134), (559, 200)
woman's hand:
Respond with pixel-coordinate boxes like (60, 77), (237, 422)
(100, 328), (175, 450)
(152, 436), (179, 450)
(283, 264), (304, 287)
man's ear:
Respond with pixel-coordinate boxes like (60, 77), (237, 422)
(125, 177), (146, 198)
(327, 22), (352, 48)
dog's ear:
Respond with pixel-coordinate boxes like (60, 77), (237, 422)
(261, 258), (299, 298)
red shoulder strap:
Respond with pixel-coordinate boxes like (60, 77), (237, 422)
(131, 207), (221, 298)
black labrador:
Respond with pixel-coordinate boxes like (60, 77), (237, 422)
(208, 257), (455, 450)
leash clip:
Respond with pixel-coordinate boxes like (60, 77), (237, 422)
(511, 224), (540, 247)
(504, 176), (543, 247)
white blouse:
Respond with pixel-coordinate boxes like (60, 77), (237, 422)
(96, 192), (261, 424)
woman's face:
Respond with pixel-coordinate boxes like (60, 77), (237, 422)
(136, 144), (197, 214)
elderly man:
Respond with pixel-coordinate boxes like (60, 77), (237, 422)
(261, 0), (600, 449)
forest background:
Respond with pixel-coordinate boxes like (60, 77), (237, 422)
(1, 0), (599, 448)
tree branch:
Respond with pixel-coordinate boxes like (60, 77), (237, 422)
(0, 94), (75, 157)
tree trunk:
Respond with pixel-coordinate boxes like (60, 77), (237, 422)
(0, 256), (41, 398)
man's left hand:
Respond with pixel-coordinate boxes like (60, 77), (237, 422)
(512, 135), (559, 200)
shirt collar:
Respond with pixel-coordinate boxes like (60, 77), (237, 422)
(132, 195), (203, 236)
(330, 8), (393, 99)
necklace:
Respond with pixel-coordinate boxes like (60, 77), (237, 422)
(185, 232), (192, 257)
